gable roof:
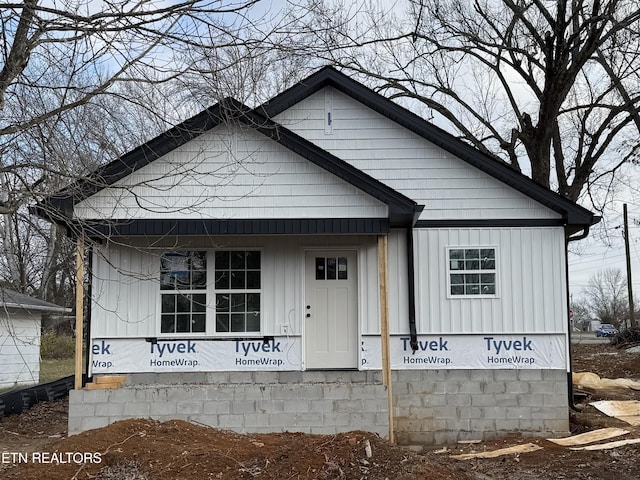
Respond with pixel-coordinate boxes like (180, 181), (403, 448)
(258, 66), (599, 232)
(35, 66), (598, 235)
(0, 288), (70, 314)
(36, 98), (421, 230)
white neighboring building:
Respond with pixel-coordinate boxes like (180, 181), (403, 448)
(0, 289), (70, 388)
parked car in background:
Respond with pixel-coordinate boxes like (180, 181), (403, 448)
(595, 324), (619, 337)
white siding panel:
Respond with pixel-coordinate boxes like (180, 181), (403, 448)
(0, 313), (41, 387)
(74, 125), (387, 220)
(90, 228), (567, 340)
(91, 245), (158, 338)
(275, 88), (561, 221)
(91, 236), (379, 339)
(413, 227), (567, 334)
(359, 240), (381, 335)
(386, 229), (409, 334)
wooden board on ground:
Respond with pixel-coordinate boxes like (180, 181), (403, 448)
(450, 443), (543, 460)
(547, 427), (630, 446)
(570, 438), (640, 451)
(590, 400), (640, 426)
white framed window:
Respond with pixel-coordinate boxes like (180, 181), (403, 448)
(214, 251), (261, 334)
(158, 250), (261, 335)
(160, 251), (207, 333)
(446, 247), (498, 297)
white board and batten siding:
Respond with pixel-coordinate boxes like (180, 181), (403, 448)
(383, 229), (410, 335)
(90, 235), (381, 339)
(412, 227), (568, 335)
(74, 124), (387, 221)
(90, 227), (566, 339)
(274, 87), (562, 222)
(0, 311), (40, 388)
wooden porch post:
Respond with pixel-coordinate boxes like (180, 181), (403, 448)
(378, 234), (395, 443)
(74, 236), (85, 390)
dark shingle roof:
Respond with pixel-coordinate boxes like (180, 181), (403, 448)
(0, 288), (70, 314)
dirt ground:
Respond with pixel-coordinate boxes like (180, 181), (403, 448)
(1, 342), (639, 480)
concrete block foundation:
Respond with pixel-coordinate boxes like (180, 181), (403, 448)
(69, 369), (569, 445)
(69, 371), (390, 438)
(393, 368), (569, 445)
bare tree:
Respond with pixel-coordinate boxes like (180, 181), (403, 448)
(297, 0), (640, 210)
(0, 1), (303, 297)
(177, 41), (321, 108)
(583, 268), (629, 327)
(0, 1), (289, 213)
(0, 83), (173, 301)
(569, 299), (591, 331)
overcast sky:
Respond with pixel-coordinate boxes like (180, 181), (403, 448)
(568, 199), (640, 301)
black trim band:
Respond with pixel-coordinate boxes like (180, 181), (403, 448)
(414, 218), (566, 228)
(75, 218), (390, 237)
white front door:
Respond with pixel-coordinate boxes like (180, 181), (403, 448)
(305, 250), (358, 369)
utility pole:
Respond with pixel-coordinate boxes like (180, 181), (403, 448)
(623, 204), (635, 328)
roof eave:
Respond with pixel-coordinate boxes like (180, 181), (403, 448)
(2, 303), (72, 314)
(34, 103), (230, 222)
(261, 67), (598, 227)
(34, 96), (420, 231)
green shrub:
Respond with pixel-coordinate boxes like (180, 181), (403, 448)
(40, 331), (75, 359)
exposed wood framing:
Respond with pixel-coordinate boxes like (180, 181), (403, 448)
(378, 234), (395, 443)
(74, 237), (84, 390)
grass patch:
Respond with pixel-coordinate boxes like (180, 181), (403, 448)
(39, 332), (77, 383)
(39, 357), (76, 383)
(41, 332), (75, 359)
